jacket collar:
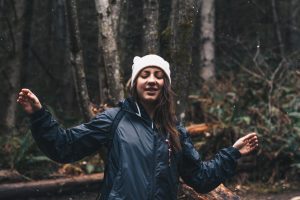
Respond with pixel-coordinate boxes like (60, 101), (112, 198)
(119, 97), (153, 123)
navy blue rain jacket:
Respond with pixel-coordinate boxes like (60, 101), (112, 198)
(30, 98), (241, 200)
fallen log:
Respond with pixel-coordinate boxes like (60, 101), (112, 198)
(0, 170), (27, 184)
(186, 123), (211, 137)
(0, 172), (239, 200)
(0, 173), (103, 199)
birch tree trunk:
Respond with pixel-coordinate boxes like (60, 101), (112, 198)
(95, 0), (124, 105)
(169, 0), (194, 120)
(142, 0), (159, 54)
(200, 0), (216, 80)
(66, 0), (93, 121)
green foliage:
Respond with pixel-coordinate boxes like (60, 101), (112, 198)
(0, 129), (60, 179)
(196, 68), (300, 182)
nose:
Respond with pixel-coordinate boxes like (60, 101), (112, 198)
(147, 74), (157, 85)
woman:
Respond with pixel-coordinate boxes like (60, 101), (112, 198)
(17, 54), (258, 200)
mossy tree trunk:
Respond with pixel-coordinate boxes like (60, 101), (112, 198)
(95, 0), (124, 105)
(66, 0), (94, 121)
(1, 0), (28, 134)
(169, 0), (194, 120)
(142, 0), (159, 54)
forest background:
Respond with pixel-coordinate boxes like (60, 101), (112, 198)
(0, 0), (300, 193)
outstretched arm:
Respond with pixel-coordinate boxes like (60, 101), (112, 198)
(17, 88), (117, 163)
(178, 126), (259, 194)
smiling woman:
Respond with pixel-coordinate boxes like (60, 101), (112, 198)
(136, 67), (165, 107)
(17, 54), (258, 200)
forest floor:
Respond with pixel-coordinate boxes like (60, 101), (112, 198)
(21, 183), (300, 200)
(21, 190), (300, 200)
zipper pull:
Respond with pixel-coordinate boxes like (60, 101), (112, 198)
(165, 134), (172, 167)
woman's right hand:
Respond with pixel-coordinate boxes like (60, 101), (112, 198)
(17, 88), (42, 114)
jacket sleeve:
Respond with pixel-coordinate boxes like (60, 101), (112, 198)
(29, 107), (119, 163)
(177, 125), (241, 193)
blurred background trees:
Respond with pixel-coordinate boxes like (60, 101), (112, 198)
(0, 0), (299, 184)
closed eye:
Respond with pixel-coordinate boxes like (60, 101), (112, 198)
(155, 71), (164, 79)
(140, 71), (150, 79)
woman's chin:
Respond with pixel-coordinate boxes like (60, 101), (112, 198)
(141, 96), (159, 103)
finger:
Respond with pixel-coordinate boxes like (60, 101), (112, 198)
(17, 100), (28, 106)
(249, 140), (259, 149)
(17, 96), (25, 102)
(24, 91), (38, 102)
(243, 132), (257, 142)
(246, 132), (257, 138)
(18, 91), (26, 98)
(17, 97), (28, 104)
(248, 136), (258, 144)
(17, 95), (30, 102)
(21, 88), (31, 93)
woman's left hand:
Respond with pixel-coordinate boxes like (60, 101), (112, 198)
(233, 132), (259, 156)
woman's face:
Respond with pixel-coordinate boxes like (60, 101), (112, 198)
(136, 66), (165, 104)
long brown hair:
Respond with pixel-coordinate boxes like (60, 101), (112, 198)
(131, 76), (181, 151)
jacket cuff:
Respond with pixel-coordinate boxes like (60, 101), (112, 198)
(228, 146), (242, 160)
(29, 107), (46, 120)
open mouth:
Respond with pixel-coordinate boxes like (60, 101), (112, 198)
(144, 88), (159, 95)
(145, 87), (158, 92)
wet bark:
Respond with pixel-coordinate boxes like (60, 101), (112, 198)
(65, 0), (94, 121)
(142, 0), (159, 54)
(1, 0), (27, 134)
(95, 0), (124, 105)
(169, 0), (194, 120)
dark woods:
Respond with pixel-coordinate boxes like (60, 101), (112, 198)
(0, 0), (300, 184)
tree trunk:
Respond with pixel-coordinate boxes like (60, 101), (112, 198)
(95, 0), (124, 105)
(65, 0), (94, 121)
(271, 0), (285, 59)
(2, 0), (27, 134)
(58, 0), (76, 115)
(4, 61), (21, 134)
(0, 173), (103, 199)
(289, 0), (300, 53)
(200, 0), (216, 81)
(169, 0), (194, 120)
(142, 0), (159, 54)
(0, 172), (239, 200)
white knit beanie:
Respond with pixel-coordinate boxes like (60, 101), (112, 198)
(131, 54), (171, 87)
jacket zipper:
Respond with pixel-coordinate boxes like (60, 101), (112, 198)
(150, 122), (157, 200)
